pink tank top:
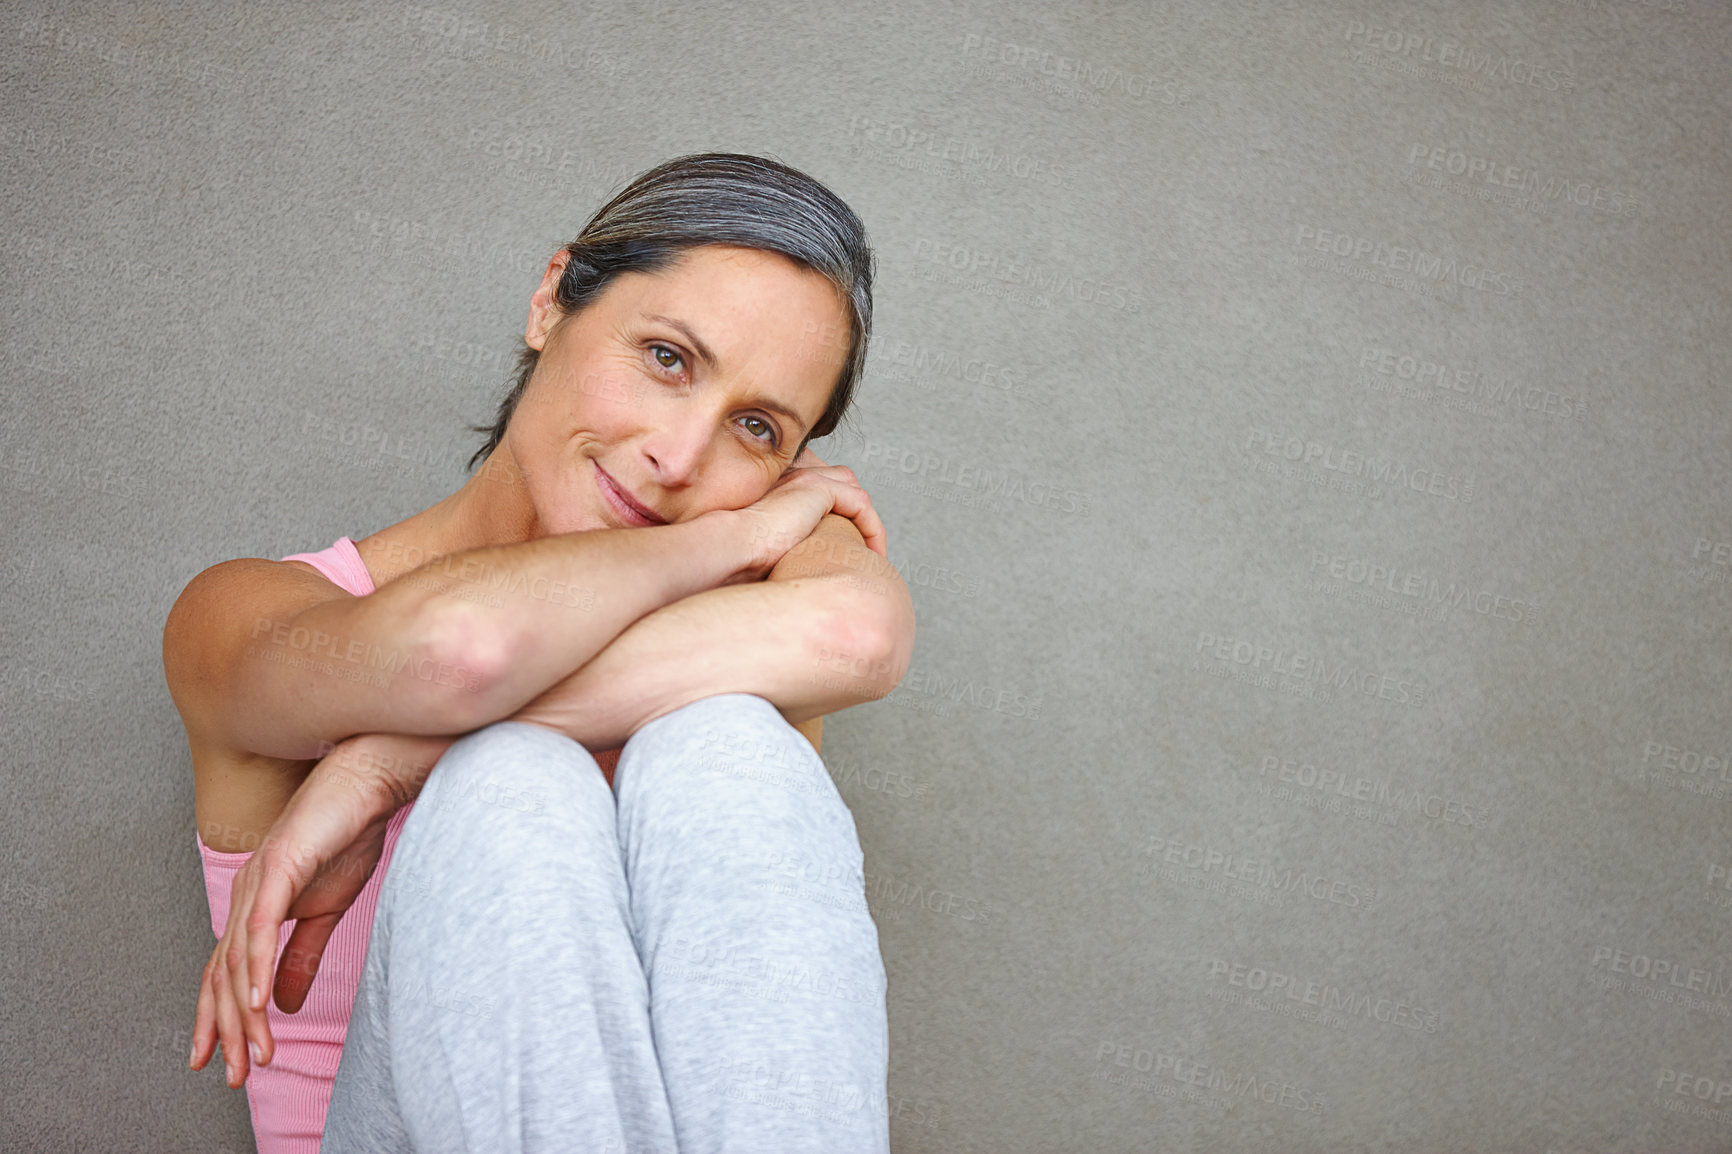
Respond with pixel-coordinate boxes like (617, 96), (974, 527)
(195, 536), (418, 1153)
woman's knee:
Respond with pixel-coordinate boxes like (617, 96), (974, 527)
(621, 693), (813, 770)
(614, 693), (858, 848)
(426, 719), (603, 805)
(392, 720), (617, 881)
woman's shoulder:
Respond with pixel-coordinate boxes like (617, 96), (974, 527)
(165, 545), (371, 847)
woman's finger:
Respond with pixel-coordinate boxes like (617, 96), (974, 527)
(274, 911), (342, 1014)
(222, 862), (274, 1079)
(213, 938), (250, 1085)
(243, 847), (309, 1061)
(781, 468), (886, 556)
(826, 479), (888, 558)
(191, 951), (220, 1070)
(246, 862), (286, 1021)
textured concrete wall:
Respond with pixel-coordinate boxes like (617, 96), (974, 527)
(3, 1), (1728, 1150)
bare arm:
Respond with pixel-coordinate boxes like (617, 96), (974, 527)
(344, 512), (913, 804)
(165, 510), (756, 762)
(507, 512), (916, 750)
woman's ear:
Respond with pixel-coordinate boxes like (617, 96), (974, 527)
(524, 251), (571, 351)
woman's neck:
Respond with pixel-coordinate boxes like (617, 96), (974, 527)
(353, 448), (541, 588)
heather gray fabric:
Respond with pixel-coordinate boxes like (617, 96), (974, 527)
(321, 695), (889, 1153)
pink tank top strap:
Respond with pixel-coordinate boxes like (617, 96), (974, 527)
(280, 536), (376, 597)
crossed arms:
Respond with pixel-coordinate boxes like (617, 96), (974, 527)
(484, 509), (914, 752)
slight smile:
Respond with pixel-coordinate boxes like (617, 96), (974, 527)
(593, 460), (667, 526)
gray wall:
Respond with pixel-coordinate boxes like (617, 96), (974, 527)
(4, 1), (1728, 1150)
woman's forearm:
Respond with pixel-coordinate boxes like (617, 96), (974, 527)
(221, 509), (759, 759)
(381, 508), (757, 722)
(320, 731), (459, 815)
(507, 515), (915, 751)
(323, 516), (910, 813)
(505, 581), (862, 752)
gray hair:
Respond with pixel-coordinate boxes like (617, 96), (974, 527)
(466, 152), (875, 471)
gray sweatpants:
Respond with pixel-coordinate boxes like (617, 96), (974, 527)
(321, 693), (891, 1153)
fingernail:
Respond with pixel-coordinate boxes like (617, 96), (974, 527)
(249, 1040), (262, 1065)
(250, 985), (262, 1010)
(189, 1042), (198, 1067)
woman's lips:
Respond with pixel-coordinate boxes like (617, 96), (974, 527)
(594, 461), (666, 526)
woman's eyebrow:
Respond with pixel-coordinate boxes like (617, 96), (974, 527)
(644, 314), (720, 372)
(642, 312), (814, 437)
(753, 395), (811, 438)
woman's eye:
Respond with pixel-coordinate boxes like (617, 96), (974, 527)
(741, 415), (778, 446)
(650, 344), (683, 372)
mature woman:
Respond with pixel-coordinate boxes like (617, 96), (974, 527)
(162, 153), (915, 1153)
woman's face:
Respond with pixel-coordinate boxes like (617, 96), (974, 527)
(504, 243), (851, 536)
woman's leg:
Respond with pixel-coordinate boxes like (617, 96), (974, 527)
(322, 720), (680, 1154)
(614, 693), (891, 1154)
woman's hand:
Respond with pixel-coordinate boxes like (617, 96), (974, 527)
(190, 732), (451, 1086)
(733, 446), (887, 580)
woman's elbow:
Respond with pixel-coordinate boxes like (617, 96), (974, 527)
(818, 578), (915, 700)
(424, 599), (522, 730)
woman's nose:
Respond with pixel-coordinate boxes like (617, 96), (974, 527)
(640, 411), (712, 484)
